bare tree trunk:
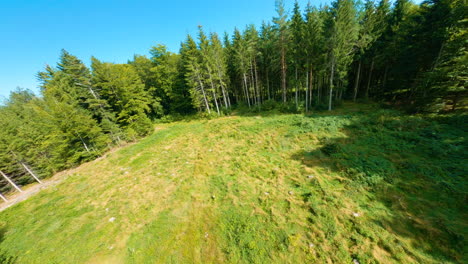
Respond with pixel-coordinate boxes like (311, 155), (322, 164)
(243, 73), (251, 108)
(79, 135), (90, 152)
(253, 57), (261, 106)
(353, 60), (361, 102)
(209, 77), (221, 116)
(0, 193), (7, 202)
(309, 67), (313, 107)
(305, 70), (309, 112)
(329, 62), (335, 111)
(227, 89), (231, 108)
(365, 58), (374, 99)
(196, 72), (211, 114)
(0, 170), (23, 193)
(21, 162), (43, 184)
(295, 67), (298, 109)
(266, 71), (271, 100)
(318, 74), (322, 105)
(281, 45), (287, 103)
(220, 83), (228, 109)
(250, 64), (257, 106)
(214, 67), (229, 109)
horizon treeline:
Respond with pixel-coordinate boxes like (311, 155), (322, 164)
(0, 0), (466, 191)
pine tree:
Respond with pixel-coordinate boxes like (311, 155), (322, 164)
(181, 34), (212, 113)
(353, 0), (378, 101)
(327, 0), (359, 110)
(304, 4), (326, 107)
(290, 1), (306, 109)
(273, 0), (290, 103)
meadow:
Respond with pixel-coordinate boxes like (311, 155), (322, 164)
(0, 103), (466, 263)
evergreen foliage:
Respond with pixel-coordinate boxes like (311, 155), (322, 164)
(0, 0), (465, 189)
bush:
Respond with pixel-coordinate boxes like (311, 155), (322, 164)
(321, 142), (341, 156)
(261, 99), (278, 111)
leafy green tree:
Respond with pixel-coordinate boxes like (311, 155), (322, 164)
(91, 58), (153, 136)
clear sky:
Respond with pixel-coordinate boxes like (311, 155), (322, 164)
(0, 0), (423, 99)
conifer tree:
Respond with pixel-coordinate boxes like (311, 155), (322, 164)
(273, 0), (290, 103)
(327, 0), (359, 110)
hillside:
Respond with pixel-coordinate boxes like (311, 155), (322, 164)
(0, 104), (466, 263)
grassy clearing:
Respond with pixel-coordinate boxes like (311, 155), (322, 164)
(0, 103), (465, 263)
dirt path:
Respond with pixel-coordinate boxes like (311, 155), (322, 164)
(0, 175), (65, 212)
(0, 138), (145, 213)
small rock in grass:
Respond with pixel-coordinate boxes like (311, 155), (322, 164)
(108, 246), (114, 250)
(264, 192), (269, 195)
(353, 259), (360, 264)
(353, 212), (360, 217)
(288, 191), (294, 195)
(109, 217), (116, 223)
(307, 175), (315, 179)
(211, 195), (216, 200)
(204, 232), (209, 238)
(209, 149), (213, 152)
(309, 243), (314, 248)
(105, 208), (109, 212)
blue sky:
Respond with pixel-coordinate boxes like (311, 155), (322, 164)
(0, 0), (423, 99)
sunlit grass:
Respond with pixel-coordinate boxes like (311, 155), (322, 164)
(0, 103), (465, 263)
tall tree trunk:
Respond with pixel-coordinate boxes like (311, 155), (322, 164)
(254, 58), (261, 105)
(329, 62), (335, 111)
(196, 72), (211, 114)
(266, 71), (271, 100)
(216, 68), (228, 109)
(309, 67), (313, 106)
(243, 73), (251, 108)
(0, 170), (22, 193)
(353, 60), (362, 102)
(21, 162), (43, 184)
(250, 63), (257, 106)
(365, 58), (374, 99)
(220, 82), (228, 109)
(295, 67), (298, 109)
(0, 193), (7, 202)
(305, 70), (309, 112)
(281, 45), (287, 103)
(209, 77), (220, 116)
(79, 135), (90, 152)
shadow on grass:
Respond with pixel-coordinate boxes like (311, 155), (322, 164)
(291, 110), (467, 263)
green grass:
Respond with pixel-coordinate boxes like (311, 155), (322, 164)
(0, 103), (466, 263)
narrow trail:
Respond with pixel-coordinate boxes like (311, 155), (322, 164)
(0, 176), (63, 212)
(0, 127), (164, 213)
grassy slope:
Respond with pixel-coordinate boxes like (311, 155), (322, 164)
(0, 103), (465, 263)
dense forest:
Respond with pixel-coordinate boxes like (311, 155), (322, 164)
(0, 0), (466, 191)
